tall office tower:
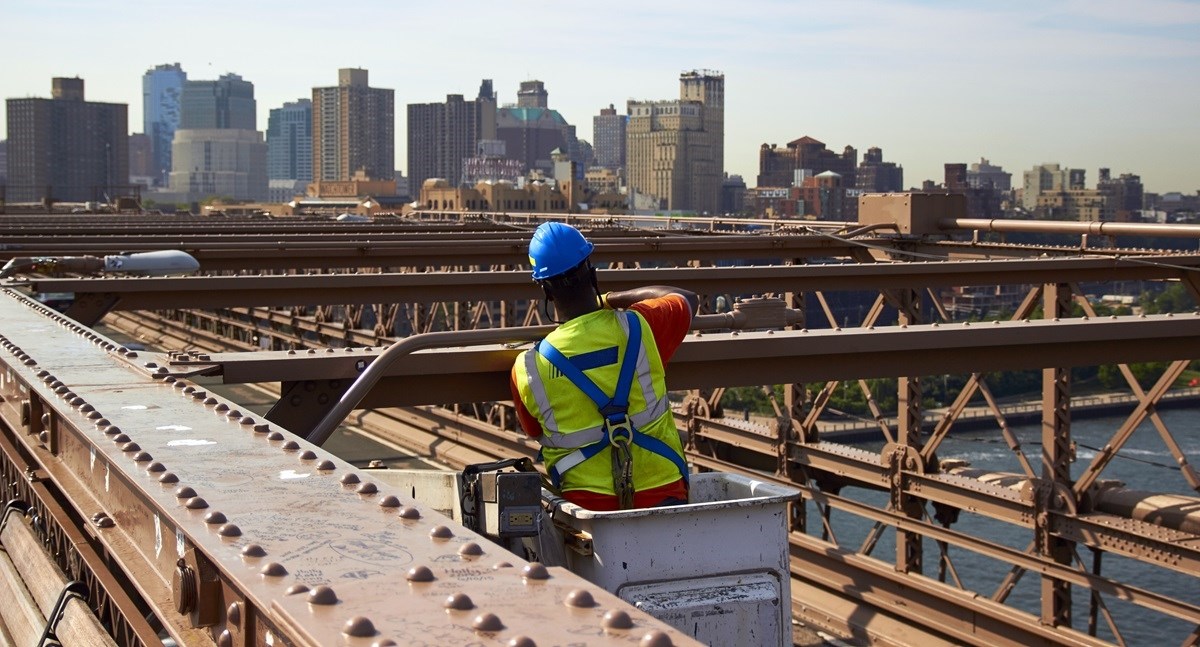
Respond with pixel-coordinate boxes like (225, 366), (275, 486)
(169, 73), (266, 201)
(757, 137), (857, 188)
(517, 80), (548, 108)
(312, 68), (395, 181)
(967, 158), (1011, 191)
(626, 70), (724, 213)
(496, 80), (581, 175)
(267, 99), (312, 181)
(181, 73), (255, 130)
(1098, 169), (1144, 222)
(407, 79), (497, 190)
(128, 133), (155, 180)
(5, 77), (128, 203)
(855, 146), (903, 192)
(945, 163), (968, 191)
(142, 63), (186, 184)
(1022, 163), (1074, 210)
(593, 104), (626, 170)
(0, 140), (7, 184)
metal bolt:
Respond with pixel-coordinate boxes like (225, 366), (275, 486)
(472, 613), (504, 632)
(639, 630), (674, 647)
(185, 497), (209, 510)
(429, 525), (453, 540)
(217, 523), (241, 537)
(522, 563), (550, 580)
(406, 565), (434, 582)
(602, 609), (634, 630)
(458, 542), (484, 557)
(356, 482), (378, 495)
(398, 506), (421, 520)
(262, 563), (289, 577)
(241, 544), (267, 558)
(204, 512), (227, 525)
(307, 586), (338, 605)
(444, 593), (474, 610)
(342, 616), (377, 638)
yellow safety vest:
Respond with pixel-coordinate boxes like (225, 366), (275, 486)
(514, 308), (685, 496)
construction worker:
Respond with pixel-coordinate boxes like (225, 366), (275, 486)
(510, 222), (698, 510)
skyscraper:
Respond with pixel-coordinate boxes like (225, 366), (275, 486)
(5, 77), (128, 203)
(626, 70), (724, 214)
(312, 69), (394, 181)
(856, 147), (903, 192)
(407, 79), (497, 190)
(267, 99), (312, 181)
(495, 80), (581, 175)
(169, 73), (266, 201)
(593, 104), (626, 170)
(181, 73), (255, 130)
(142, 63), (186, 185)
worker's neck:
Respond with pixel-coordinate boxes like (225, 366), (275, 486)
(555, 294), (602, 322)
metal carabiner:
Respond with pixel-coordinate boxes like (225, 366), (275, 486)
(605, 415), (634, 448)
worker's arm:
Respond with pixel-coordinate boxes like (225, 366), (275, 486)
(604, 286), (698, 316)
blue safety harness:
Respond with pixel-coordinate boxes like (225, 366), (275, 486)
(536, 310), (689, 491)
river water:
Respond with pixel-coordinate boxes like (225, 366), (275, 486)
(834, 409), (1200, 645)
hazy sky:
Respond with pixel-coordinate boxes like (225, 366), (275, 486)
(4, 0), (1198, 194)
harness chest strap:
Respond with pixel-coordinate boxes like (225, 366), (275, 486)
(528, 311), (688, 489)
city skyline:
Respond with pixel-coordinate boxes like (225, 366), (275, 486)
(3, 0), (1198, 194)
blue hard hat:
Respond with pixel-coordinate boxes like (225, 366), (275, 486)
(529, 222), (595, 280)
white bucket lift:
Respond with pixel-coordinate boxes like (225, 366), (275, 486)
(368, 468), (800, 646)
(541, 472), (800, 647)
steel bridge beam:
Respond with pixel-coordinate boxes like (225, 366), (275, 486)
(28, 254), (1200, 326)
(159, 313), (1200, 406)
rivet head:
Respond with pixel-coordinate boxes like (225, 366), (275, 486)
(639, 630), (674, 647)
(340, 473), (361, 485)
(373, 640), (397, 647)
(298, 450), (317, 460)
(218, 523), (242, 537)
(356, 482), (378, 495)
(203, 397), (218, 405)
(111, 434), (130, 443)
(406, 565), (434, 582)
(225, 409), (242, 419)
(215, 403), (229, 412)
(174, 486), (197, 499)
(379, 495), (400, 508)
(93, 418), (110, 428)
(146, 462), (166, 473)
(121, 442), (141, 452)
(132, 451), (152, 462)
(185, 497), (209, 510)
(429, 525), (453, 539)
(458, 542), (484, 557)
(398, 506), (421, 520)
(79, 403), (95, 413)
(472, 612), (504, 632)
(307, 585), (338, 605)
(281, 440), (300, 451)
(523, 563), (550, 580)
(203, 511), (227, 525)
(240, 416), (256, 426)
(493, 562), (513, 570)
(95, 516), (115, 529)
(564, 589), (596, 608)
(104, 426), (122, 436)
(267, 431), (285, 441)
(507, 637), (537, 647)
(158, 472), (179, 484)
(262, 562), (288, 577)
(342, 616), (377, 638)
(192, 390), (207, 400)
(317, 460), (336, 471)
(217, 630), (233, 647)
(241, 544), (267, 558)
(602, 609), (634, 630)
(444, 592), (474, 610)
(227, 602), (242, 626)
(285, 584), (308, 595)
(252, 423), (269, 433)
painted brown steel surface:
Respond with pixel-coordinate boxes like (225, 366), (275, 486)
(0, 290), (697, 647)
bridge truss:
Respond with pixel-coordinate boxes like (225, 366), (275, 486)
(1, 208), (1199, 646)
